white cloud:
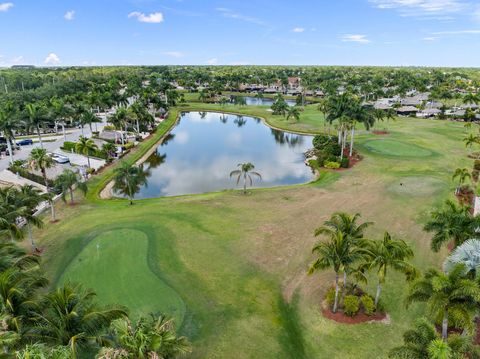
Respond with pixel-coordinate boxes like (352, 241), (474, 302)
(215, 7), (268, 27)
(128, 11), (164, 23)
(206, 58), (218, 65)
(11, 55), (23, 64)
(163, 51), (184, 58)
(64, 10), (75, 20)
(0, 2), (13, 12)
(44, 53), (60, 65)
(369, 0), (467, 18)
(423, 36), (439, 40)
(292, 27), (305, 33)
(433, 29), (480, 34)
(341, 34), (371, 43)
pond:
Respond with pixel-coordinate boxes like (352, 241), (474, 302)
(241, 96), (296, 107)
(135, 112), (314, 198)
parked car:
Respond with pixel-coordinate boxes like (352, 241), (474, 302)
(16, 139), (33, 146)
(51, 153), (70, 164)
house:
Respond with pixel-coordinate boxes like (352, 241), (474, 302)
(396, 106), (419, 116)
(287, 77), (301, 89)
(417, 108), (441, 118)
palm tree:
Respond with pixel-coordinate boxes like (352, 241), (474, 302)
(360, 232), (417, 307)
(81, 110), (101, 135)
(32, 284), (127, 357)
(28, 148), (56, 222)
(314, 212), (372, 291)
(406, 264), (480, 340)
(101, 142), (117, 162)
(75, 136), (98, 169)
(55, 169), (87, 204)
(17, 185), (45, 250)
(113, 162), (150, 205)
(286, 106), (301, 122)
(424, 200), (480, 252)
(0, 109), (18, 165)
(308, 231), (363, 313)
(463, 92), (479, 105)
(452, 167), (471, 193)
(229, 162), (262, 194)
(28, 148), (53, 189)
(24, 103), (48, 149)
(15, 344), (71, 359)
(99, 314), (191, 359)
(0, 187), (26, 241)
(463, 133), (480, 157)
(444, 239), (480, 277)
(389, 317), (477, 358)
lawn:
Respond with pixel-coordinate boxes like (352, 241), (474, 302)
(34, 103), (472, 358)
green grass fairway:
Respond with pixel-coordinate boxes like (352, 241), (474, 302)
(59, 229), (185, 324)
(363, 139), (434, 157)
(35, 106), (473, 358)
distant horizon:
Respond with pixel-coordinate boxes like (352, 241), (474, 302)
(2, 0), (480, 68)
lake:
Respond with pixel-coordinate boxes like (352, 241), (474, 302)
(136, 111), (314, 198)
(241, 96), (296, 107)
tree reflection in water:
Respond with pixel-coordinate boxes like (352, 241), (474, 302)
(145, 152), (167, 170)
(270, 129), (304, 148)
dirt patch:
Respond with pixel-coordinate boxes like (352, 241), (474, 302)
(322, 307), (388, 325)
(372, 130), (389, 135)
(99, 180), (115, 199)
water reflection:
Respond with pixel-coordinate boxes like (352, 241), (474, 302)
(136, 112), (313, 198)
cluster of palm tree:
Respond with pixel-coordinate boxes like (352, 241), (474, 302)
(308, 212), (416, 313)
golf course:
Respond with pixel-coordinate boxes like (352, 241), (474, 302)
(33, 101), (470, 358)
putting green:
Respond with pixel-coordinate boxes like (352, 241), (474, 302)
(387, 176), (446, 197)
(59, 229), (185, 324)
(363, 139), (433, 157)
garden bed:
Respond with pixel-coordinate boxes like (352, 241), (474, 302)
(321, 306), (387, 324)
(372, 130), (389, 135)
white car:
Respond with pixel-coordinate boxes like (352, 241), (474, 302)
(51, 153), (70, 164)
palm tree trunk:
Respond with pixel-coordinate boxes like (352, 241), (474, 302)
(333, 273), (340, 313)
(70, 188), (74, 204)
(243, 173), (247, 194)
(442, 311), (448, 340)
(374, 282), (382, 307)
(340, 133), (345, 161)
(50, 200), (56, 222)
(36, 125), (43, 148)
(89, 123), (93, 136)
(349, 127), (355, 157)
(28, 223), (35, 251)
(343, 271), (347, 291)
(87, 155), (91, 169)
(6, 138), (13, 165)
(62, 123), (66, 142)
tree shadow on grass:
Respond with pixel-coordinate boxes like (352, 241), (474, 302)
(277, 290), (310, 359)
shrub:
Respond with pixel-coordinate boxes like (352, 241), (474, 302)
(61, 141), (76, 152)
(324, 161), (340, 169)
(103, 125), (116, 131)
(340, 157), (350, 168)
(124, 142), (135, 150)
(343, 295), (360, 317)
(307, 159), (320, 171)
(325, 287), (336, 308)
(323, 143), (341, 156)
(360, 295), (375, 316)
(312, 134), (333, 150)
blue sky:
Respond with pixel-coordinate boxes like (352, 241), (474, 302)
(1, 0), (480, 67)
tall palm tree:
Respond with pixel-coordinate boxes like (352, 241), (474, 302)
(113, 162), (150, 205)
(452, 167), (471, 193)
(0, 187), (26, 241)
(17, 185), (45, 250)
(359, 232), (417, 307)
(75, 136), (98, 169)
(229, 162), (262, 194)
(28, 148), (55, 222)
(308, 231), (363, 313)
(286, 106), (301, 122)
(32, 284), (127, 358)
(81, 110), (101, 135)
(24, 103), (48, 149)
(99, 314), (191, 359)
(463, 92), (479, 105)
(314, 212), (372, 291)
(389, 317), (477, 359)
(0, 109), (18, 165)
(406, 264), (480, 340)
(55, 169), (88, 204)
(424, 200), (480, 252)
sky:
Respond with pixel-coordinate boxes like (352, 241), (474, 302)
(1, 0), (480, 67)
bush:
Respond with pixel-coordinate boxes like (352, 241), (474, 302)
(312, 134), (333, 150)
(343, 295), (360, 317)
(361, 295), (375, 316)
(61, 141), (76, 152)
(323, 143), (341, 156)
(103, 125), (116, 131)
(324, 161), (340, 169)
(124, 142), (135, 150)
(325, 287), (337, 308)
(340, 157), (350, 168)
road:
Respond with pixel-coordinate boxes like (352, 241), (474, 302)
(0, 114), (109, 171)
